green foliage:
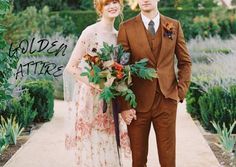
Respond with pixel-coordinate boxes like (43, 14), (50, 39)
(54, 10), (98, 36)
(130, 58), (158, 80)
(12, 0), (97, 12)
(159, 0), (176, 8)
(98, 42), (115, 61)
(212, 121), (236, 153)
(100, 87), (115, 103)
(5, 7), (234, 41)
(13, 0), (68, 12)
(1, 6), (76, 43)
(52, 8), (236, 40)
(186, 82), (205, 119)
(3, 3), (235, 41)
(6, 90), (37, 129)
(175, 0), (217, 9)
(121, 88), (137, 108)
(198, 86), (236, 133)
(81, 42), (157, 108)
(189, 8), (236, 39)
(81, 65), (103, 84)
(0, 0), (10, 16)
(0, 126), (8, 155)
(0, 0), (20, 110)
(203, 48), (232, 55)
(0, 0), (21, 153)
(0, 115), (24, 145)
(53, 8), (212, 38)
(79, 0), (93, 10)
(22, 80), (55, 122)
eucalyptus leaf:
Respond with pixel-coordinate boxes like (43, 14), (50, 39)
(103, 60), (114, 68)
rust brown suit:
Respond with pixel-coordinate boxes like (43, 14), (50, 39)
(117, 14), (192, 167)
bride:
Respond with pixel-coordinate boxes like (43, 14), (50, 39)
(63, 0), (135, 166)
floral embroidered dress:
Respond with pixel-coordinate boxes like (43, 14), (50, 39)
(63, 25), (132, 167)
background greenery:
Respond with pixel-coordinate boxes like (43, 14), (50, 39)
(186, 36), (236, 133)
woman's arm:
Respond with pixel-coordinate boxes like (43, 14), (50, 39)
(64, 29), (101, 90)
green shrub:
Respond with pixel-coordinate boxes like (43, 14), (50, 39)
(190, 9), (236, 39)
(0, 127), (8, 155)
(198, 86), (236, 133)
(0, 116), (24, 145)
(6, 90), (37, 129)
(53, 8), (212, 37)
(186, 82), (205, 119)
(22, 80), (54, 122)
(212, 121), (236, 153)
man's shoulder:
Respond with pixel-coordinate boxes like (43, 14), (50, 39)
(161, 14), (179, 25)
(120, 15), (137, 28)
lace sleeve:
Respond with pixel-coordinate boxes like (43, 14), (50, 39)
(63, 29), (94, 102)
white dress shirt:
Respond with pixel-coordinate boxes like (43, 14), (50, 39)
(141, 12), (160, 33)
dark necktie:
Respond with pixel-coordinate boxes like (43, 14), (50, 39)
(148, 20), (155, 36)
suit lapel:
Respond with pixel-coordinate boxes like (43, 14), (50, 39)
(134, 14), (156, 66)
(157, 15), (168, 66)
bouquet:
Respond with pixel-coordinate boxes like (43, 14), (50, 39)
(81, 42), (158, 110)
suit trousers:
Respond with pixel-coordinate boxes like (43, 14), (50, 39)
(127, 90), (177, 167)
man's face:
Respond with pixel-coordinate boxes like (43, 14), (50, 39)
(137, 0), (158, 12)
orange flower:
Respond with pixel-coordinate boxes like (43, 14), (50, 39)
(91, 56), (100, 64)
(83, 54), (92, 61)
(113, 62), (123, 71)
(166, 22), (174, 31)
(116, 71), (123, 79)
(164, 22), (175, 40)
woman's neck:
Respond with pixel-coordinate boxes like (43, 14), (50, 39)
(99, 17), (115, 33)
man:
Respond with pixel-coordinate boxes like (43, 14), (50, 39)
(118, 0), (192, 166)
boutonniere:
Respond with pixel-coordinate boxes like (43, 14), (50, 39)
(163, 22), (175, 40)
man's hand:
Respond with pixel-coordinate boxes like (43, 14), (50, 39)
(121, 109), (137, 125)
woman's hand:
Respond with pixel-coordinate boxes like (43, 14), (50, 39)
(90, 83), (102, 92)
(121, 109), (137, 125)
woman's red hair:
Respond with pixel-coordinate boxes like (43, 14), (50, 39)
(94, 0), (123, 16)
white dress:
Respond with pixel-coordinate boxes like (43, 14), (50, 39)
(63, 24), (132, 167)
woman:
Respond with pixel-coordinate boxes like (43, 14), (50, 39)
(63, 0), (135, 166)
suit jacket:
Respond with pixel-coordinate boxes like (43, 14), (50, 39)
(117, 13), (192, 112)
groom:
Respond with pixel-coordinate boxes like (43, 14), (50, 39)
(118, 0), (192, 166)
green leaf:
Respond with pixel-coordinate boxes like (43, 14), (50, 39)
(117, 44), (124, 61)
(99, 70), (110, 78)
(136, 58), (149, 64)
(103, 60), (114, 68)
(99, 87), (115, 103)
(115, 81), (128, 92)
(104, 76), (115, 87)
(80, 72), (89, 76)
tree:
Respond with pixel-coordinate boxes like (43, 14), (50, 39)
(0, 0), (19, 110)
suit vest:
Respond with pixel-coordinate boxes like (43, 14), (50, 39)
(144, 23), (162, 93)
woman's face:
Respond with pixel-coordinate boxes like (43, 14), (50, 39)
(102, 1), (121, 19)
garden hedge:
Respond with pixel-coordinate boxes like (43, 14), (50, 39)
(22, 80), (55, 122)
